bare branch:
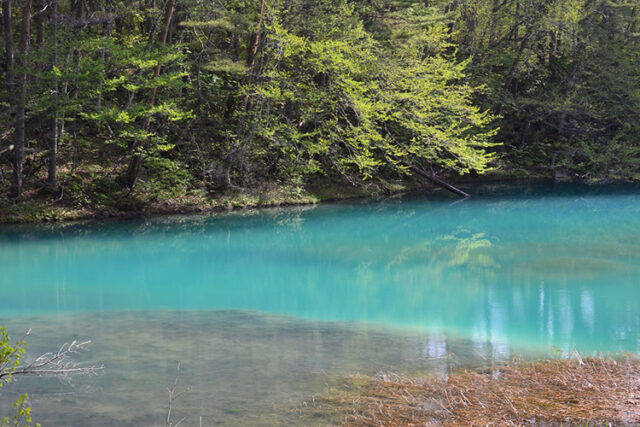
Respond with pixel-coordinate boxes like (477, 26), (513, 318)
(8, 337), (103, 383)
(166, 362), (191, 427)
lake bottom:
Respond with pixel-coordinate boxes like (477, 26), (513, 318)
(0, 310), (544, 426)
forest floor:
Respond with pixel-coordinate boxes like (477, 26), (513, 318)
(299, 355), (640, 426)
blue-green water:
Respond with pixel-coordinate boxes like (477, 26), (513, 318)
(1, 183), (640, 425)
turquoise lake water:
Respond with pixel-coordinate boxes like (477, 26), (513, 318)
(1, 183), (639, 425)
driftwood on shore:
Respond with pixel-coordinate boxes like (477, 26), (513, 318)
(299, 356), (640, 426)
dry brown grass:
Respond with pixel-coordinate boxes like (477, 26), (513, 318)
(300, 355), (640, 426)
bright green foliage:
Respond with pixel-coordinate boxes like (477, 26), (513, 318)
(209, 0), (497, 186)
(1, 394), (39, 427)
(0, 0), (638, 208)
(0, 329), (39, 427)
(0, 327), (27, 387)
(82, 37), (192, 151)
(261, 14), (495, 180)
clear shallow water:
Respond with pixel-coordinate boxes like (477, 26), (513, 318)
(1, 183), (640, 425)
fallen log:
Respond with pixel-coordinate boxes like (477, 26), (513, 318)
(411, 165), (470, 198)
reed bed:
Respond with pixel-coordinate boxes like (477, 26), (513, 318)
(300, 355), (640, 426)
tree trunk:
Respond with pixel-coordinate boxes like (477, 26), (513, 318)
(12, 0), (31, 198)
(2, 0), (15, 181)
(125, 0), (176, 189)
(2, 0), (14, 95)
(48, 0), (59, 192)
(223, 0), (266, 189)
(243, 0), (265, 111)
(411, 165), (471, 198)
(35, 0), (45, 46)
(548, 30), (557, 79)
(71, 0), (84, 19)
(97, 0), (113, 109)
(504, 33), (529, 96)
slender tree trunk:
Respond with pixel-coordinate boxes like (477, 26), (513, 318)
(2, 0), (14, 97)
(513, 0), (519, 48)
(224, 0), (265, 189)
(97, 0), (112, 109)
(49, 112), (59, 190)
(504, 33), (529, 96)
(35, 0), (44, 46)
(243, 0), (265, 111)
(48, 0), (59, 191)
(145, 0), (175, 126)
(125, 0), (176, 189)
(2, 0), (14, 189)
(12, 0), (31, 197)
(548, 30), (557, 79)
(69, 49), (79, 173)
(231, 33), (240, 61)
(71, 0), (84, 19)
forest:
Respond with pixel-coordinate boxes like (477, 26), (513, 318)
(1, 0), (639, 217)
(2, 1), (640, 424)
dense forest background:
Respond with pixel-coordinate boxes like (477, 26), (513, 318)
(1, 0), (639, 216)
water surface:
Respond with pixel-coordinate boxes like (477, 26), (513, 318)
(1, 183), (639, 425)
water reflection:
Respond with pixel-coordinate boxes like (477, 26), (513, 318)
(1, 183), (640, 424)
(1, 184), (640, 354)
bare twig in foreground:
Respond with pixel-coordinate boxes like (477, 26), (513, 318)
(166, 362), (191, 427)
(15, 339), (104, 381)
(0, 329), (103, 385)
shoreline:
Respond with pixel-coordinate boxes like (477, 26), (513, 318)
(0, 180), (409, 225)
(3, 173), (636, 226)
